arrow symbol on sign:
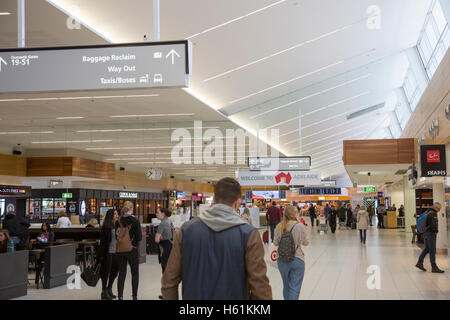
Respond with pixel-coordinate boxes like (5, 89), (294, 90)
(0, 57), (7, 72)
(165, 49), (180, 65)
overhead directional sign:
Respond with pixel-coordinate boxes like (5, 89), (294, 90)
(0, 40), (191, 93)
(248, 157), (311, 171)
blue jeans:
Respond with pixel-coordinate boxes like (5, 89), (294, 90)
(269, 222), (279, 242)
(418, 232), (437, 268)
(277, 257), (305, 300)
(359, 229), (366, 243)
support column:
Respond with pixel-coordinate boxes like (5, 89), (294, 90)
(433, 182), (448, 253)
(403, 175), (416, 233)
(153, 0), (160, 41)
(17, 0), (25, 48)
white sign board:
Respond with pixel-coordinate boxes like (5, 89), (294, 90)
(236, 170), (321, 186)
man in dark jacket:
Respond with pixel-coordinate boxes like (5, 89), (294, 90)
(162, 177), (272, 300)
(416, 203), (444, 273)
(266, 201), (281, 242)
(3, 211), (30, 244)
(116, 203), (142, 300)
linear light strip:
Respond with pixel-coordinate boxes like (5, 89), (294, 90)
(284, 109), (377, 145)
(301, 124), (368, 149)
(77, 126), (220, 133)
(249, 74), (371, 120)
(110, 113), (194, 118)
(0, 131), (54, 135)
(279, 104), (370, 137)
(56, 117), (85, 120)
(227, 60), (344, 106)
(265, 92), (369, 130)
(185, 0), (287, 39)
(32, 140), (112, 144)
(0, 94), (159, 102)
(0, 12), (12, 15)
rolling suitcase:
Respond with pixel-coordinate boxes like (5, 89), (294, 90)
(263, 229), (269, 244)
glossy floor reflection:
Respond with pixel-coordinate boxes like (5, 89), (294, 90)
(16, 225), (449, 300)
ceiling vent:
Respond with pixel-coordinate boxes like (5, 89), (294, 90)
(346, 103), (385, 120)
(395, 169), (407, 175)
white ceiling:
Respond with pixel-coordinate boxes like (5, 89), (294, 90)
(0, 0), (434, 184)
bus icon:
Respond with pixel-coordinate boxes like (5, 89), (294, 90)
(153, 74), (163, 83)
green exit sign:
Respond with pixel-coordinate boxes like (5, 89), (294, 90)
(364, 187), (376, 192)
(62, 193), (72, 198)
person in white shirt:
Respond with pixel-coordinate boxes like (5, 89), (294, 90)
(55, 212), (72, 228)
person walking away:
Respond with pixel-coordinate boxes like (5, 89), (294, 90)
(367, 205), (375, 226)
(346, 204), (354, 229)
(416, 203), (444, 273)
(274, 206), (309, 300)
(161, 177), (272, 300)
(116, 202), (142, 300)
(98, 209), (119, 300)
(329, 205), (338, 234)
(377, 204), (385, 228)
(55, 212), (71, 228)
(398, 205), (405, 217)
(338, 205), (346, 228)
(3, 211), (30, 244)
(308, 205), (316, 229)
(357, 206), (369, 244)
(0, 229), (11, 253)
(266, 201), (281, 243)
(241, 208), (253, 226)
(155, 208), (174, 299)
(324, 203), (331, 223)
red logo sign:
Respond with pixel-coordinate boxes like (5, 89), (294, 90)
(270, 250), (278, 262)
(427, 150), (440, 163)
(275, 172), (292, 184)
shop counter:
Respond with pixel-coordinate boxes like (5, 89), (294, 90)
(0, 251), (28, 299)
(386, 211), (397, 228)
(29, 228), (100, 241)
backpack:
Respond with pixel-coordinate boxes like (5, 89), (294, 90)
(416, 210), (430, 234)
(278, 224), (297, 262)
(116, 221), (133, 253)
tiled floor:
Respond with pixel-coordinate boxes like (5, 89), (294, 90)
(16, 225), (450, 300)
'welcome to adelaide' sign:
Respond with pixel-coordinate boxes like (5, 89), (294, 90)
(236, 171), (321, 186)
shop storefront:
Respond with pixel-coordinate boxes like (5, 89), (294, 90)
(0, 185), (32, 221)
(26, 188), (169, 224)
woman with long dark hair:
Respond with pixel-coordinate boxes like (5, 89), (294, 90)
(40, 222), (55, 242)
(98, 209), (119, 300)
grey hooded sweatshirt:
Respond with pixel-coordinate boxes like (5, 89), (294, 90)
(198, 203), (247, 231)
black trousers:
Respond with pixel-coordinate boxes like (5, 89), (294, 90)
(116, 248), (139, 298)
(100, 253), (118, 290)
(377, 214), (385, 228)
(330, 223), (336, 233)
(159, 240), (173, 273)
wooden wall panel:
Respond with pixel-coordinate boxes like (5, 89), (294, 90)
(0, 154), (27, 176)
(72, 158), (115, 180)
(343, 139), (414, 165)
(27, 157), (73, 176)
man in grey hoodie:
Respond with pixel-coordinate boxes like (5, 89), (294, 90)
(161, 177), (272, 300)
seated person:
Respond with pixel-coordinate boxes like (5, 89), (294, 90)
(56, 212), (72, 228)
(40, 222), (55, 243)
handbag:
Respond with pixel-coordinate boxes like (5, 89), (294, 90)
(81, 263), (101, 287)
